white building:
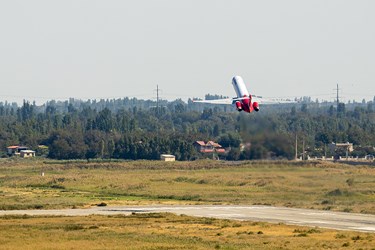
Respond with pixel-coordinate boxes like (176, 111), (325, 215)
(20, 150), (36, 158)
(160, 154), (175, 162)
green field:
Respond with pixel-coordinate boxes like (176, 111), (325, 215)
(1, 159), (374, 213)
(1, 159), (375, 249)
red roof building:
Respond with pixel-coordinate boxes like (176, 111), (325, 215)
(7, 146), (28, 156)
(193, 141), (225, 154)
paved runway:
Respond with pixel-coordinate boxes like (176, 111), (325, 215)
(1, 205), (375, 233)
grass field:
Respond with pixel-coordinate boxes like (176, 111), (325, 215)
(1, 159), (375, 249)
(0, 213), (374, 249)
(0, 158), (374, 214)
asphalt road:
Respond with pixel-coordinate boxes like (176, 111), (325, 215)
(1, 205), (375, 233)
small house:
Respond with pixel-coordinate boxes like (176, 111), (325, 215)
(207, 141), (225, 153)
(160, 154), (175, 162)
(329, 142), (354, 154)
(20, 150), (36, 158)
(193, 141), (211, 152)
(7, 146), (28, 156)
(7, 146), (19, 155)
(193, 141), (225, 153)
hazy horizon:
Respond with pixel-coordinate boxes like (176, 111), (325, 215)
(1, 0), (374, 105)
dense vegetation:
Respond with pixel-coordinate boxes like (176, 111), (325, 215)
(0, 97), (374, 160)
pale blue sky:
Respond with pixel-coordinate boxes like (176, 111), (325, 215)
(0, 0), (374, 104)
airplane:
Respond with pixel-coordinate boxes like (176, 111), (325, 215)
(193, 76), (289, 113)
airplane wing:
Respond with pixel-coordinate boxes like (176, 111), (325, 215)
(193, 96), (295, 105)
(252, 96), (295, 104)
(193, 98), (234, 105)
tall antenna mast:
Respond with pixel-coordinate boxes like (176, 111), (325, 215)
(156, 84), (159, 115)
(336, 83), (339, 107)
(334, 84), (340, 130)
(154, 85), (161, 116)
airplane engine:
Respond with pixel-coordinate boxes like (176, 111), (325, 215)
(235, 101), (242, 111)
(253, 102), (259, 112)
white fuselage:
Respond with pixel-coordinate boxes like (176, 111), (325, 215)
(232, 76), (249, 98)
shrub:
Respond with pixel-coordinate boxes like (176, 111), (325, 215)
(346, 178), (355, 186)
(64, 224), (84, 231)
(327, 188), (343, 196)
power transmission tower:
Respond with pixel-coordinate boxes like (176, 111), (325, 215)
(156, 85), (159, 115)
(334, 84), (340, 132)
(154, 85), (161, 116)
(153, 85), (162, 144)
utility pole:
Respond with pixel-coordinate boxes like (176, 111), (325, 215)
(302, 139), (305, 161)
(334, 84), (340, 131)
(324, 144), (327, 159)
(346, 146), (349, 161)
(156, 85), (159, 116)
(154, 85), (160, 116)
(336, 83), (339, 108)
(154, 85), (161, 144)
(295, 134), (298, 160)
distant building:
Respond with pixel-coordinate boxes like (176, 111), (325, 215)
(330, 142), (354, 152)
(193, 141), (211, 153)
(329, 142), (353, 154)
(20, 150), (36, 158)
(7, 146), (18, 155)
(329, 142), (354, 160)
(37, 145), (49, 157)
(7, 146), (28, 156)
(193, 141), (225, 154)
(207, 141), (225, 153)
(160, 154), (175, 161)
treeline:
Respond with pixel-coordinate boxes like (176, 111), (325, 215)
(0, 99), (374, 160)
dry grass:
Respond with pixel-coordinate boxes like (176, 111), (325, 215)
(0, 159), (375, 214)
(0, 213), (373, 249)
(1, 159), (375, 249)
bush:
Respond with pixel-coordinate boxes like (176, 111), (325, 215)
(64, 224), (84, 231)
